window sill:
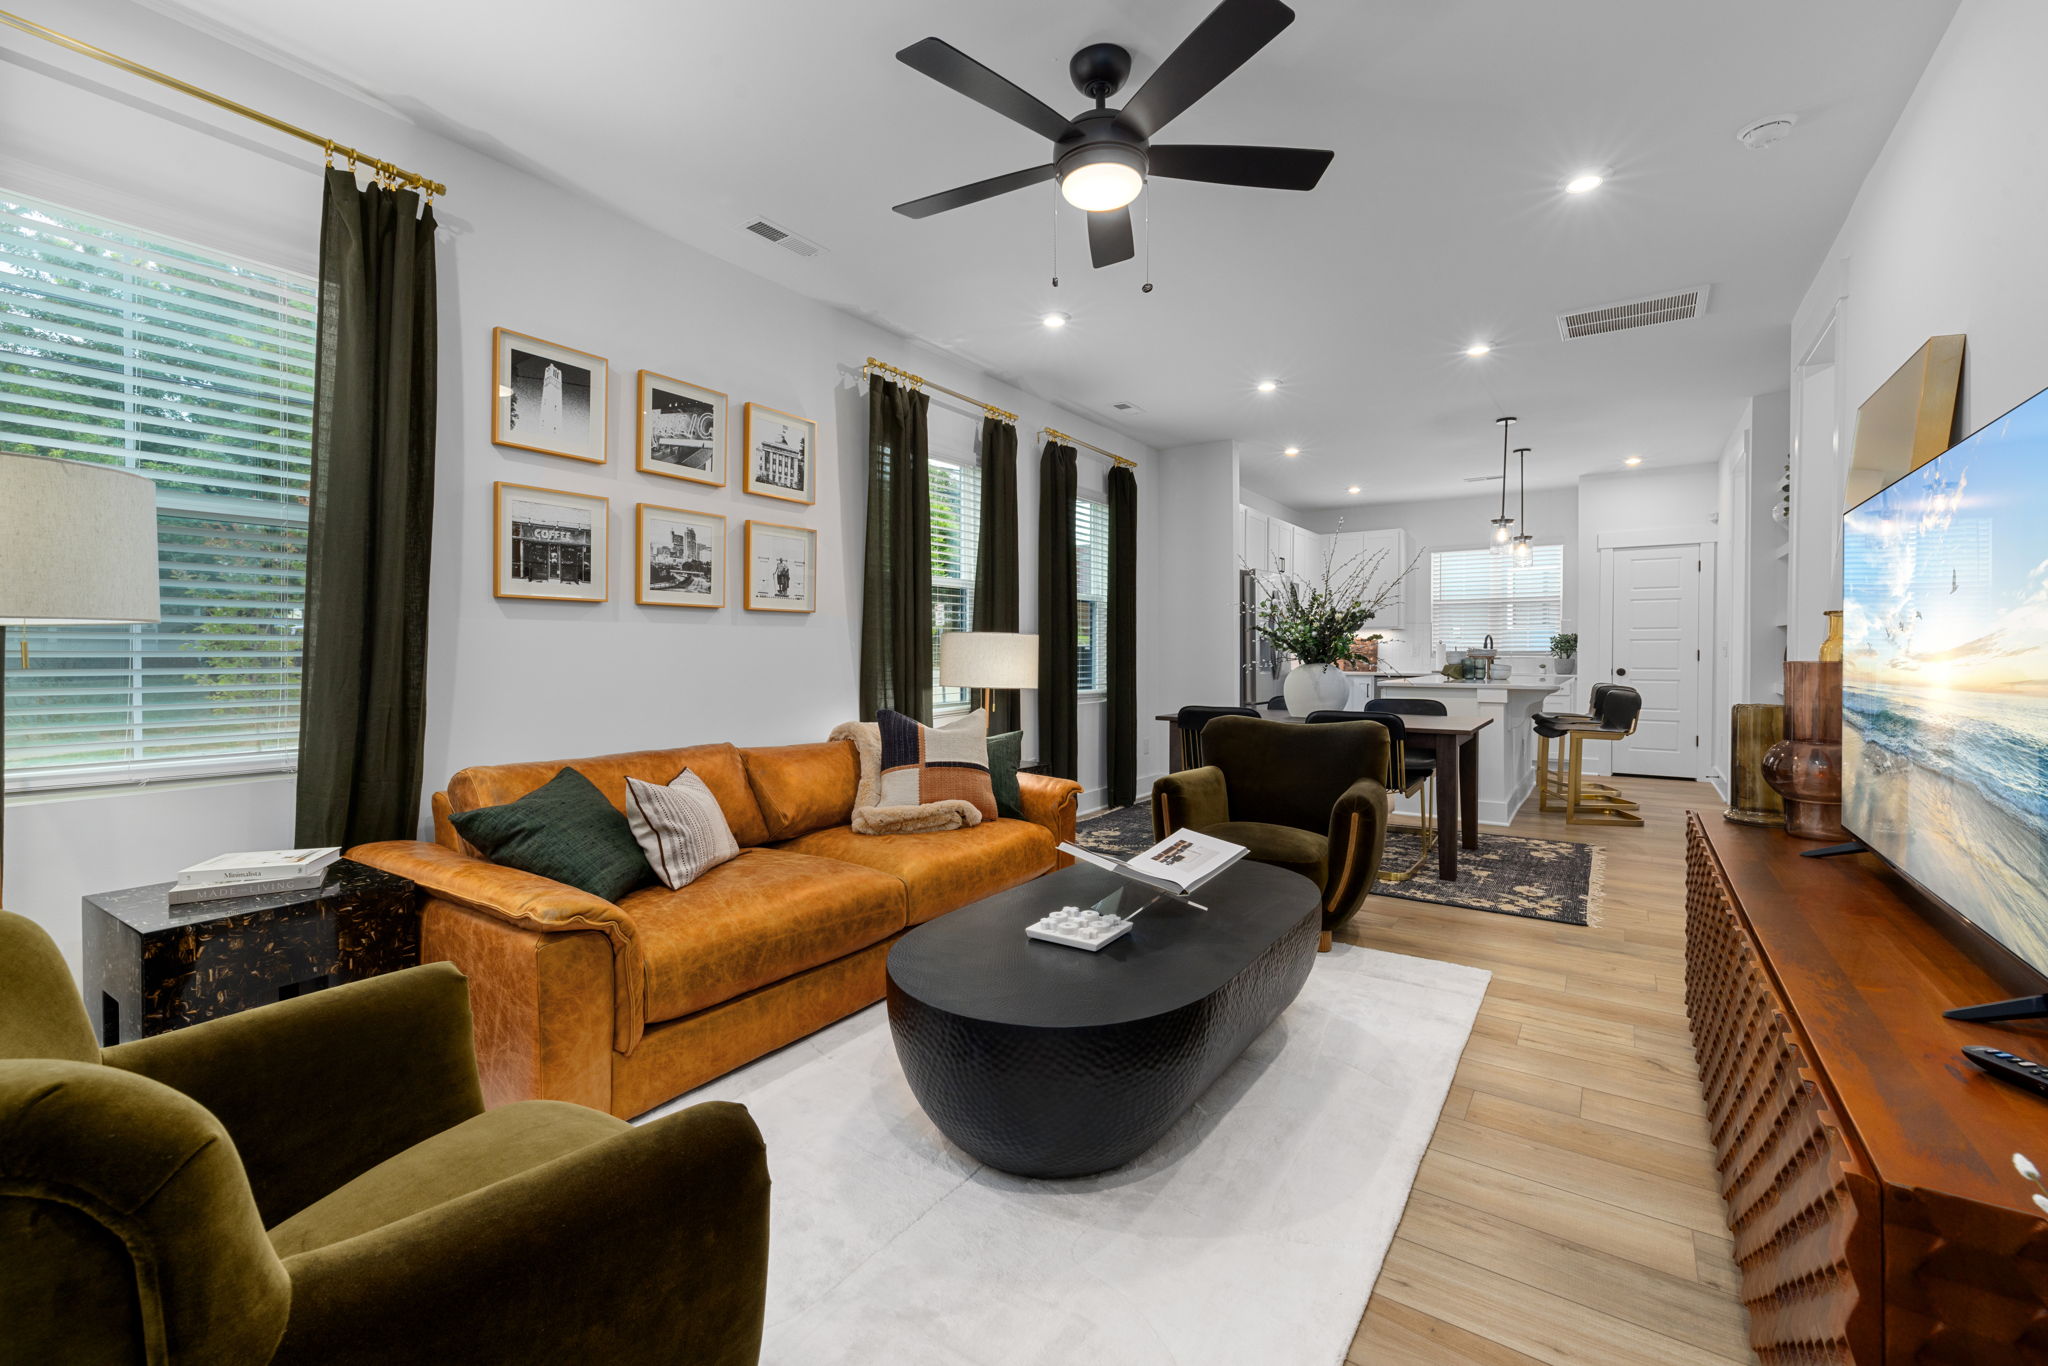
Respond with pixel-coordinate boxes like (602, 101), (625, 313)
(5, 764), (297, 805)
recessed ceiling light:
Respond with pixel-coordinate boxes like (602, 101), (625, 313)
(1564, 171), (1605, 195)
(1257, 380), (1278, 393)
(1041, 310), (1070, 329)
(1624, 455), (1643, 466)
(1346, 485), (1361, 495)
(1283, 446), (1300, 457)
(1464, 343), (1491, 357)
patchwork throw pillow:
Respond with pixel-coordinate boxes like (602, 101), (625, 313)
(878, 708), (998, 821)
(624, 768), (740, 889)
(450, 766), (655, 904)
(987, 730), (1025, 819)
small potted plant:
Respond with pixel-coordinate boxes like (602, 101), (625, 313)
(1256, 547), (1417, 716)
(1550, 632), (1579, 678)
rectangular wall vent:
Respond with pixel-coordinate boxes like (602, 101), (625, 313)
(1558, 285), (1710, 340)
(742, 217), (826, 258)
(1110, 400), (1143, 412)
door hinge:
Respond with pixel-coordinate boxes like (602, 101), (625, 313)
(1695, 736), (1700, 747)
(1696, 648), (1701, 661)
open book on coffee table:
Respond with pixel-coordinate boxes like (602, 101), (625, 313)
(1056, 828), (1249, 902)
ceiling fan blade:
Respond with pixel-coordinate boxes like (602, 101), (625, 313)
(1087, 207), (1135, 268)
(1117, 0), (1296, 140)
(1149, 144), (1333, 190)
(897, 38), (1075, 143)
(893, 165), (1057, 219)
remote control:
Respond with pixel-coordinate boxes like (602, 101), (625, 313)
(1962, 1045), (2048, 1099)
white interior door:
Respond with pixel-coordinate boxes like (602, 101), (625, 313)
(1608, 545), (1702, 778)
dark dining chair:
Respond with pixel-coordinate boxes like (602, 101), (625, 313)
(1366, 696), (1449, 717)
(1307, 709), (1433, 882)
(1174, 705), (1258, 770)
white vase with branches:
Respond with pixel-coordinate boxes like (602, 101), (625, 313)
(1255, 544), (1419, 717)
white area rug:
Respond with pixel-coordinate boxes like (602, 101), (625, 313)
(643, 943), (1490, 1365)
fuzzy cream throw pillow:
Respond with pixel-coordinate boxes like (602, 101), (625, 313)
(830, 717), (986, 835)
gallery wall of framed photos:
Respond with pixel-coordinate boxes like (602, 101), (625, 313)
(488, 327), (819, 616)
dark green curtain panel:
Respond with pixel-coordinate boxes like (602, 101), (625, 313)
(859, 377), (932, 723)
(972, 416), (1021, 735)
(295, 168), (438, 847)
(1106, 464), (1138, 807)
(1036, 441), (1079, 780)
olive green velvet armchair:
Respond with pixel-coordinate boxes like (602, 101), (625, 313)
(1152, 715), (1391, 950)
(0, 909), (769, 1366)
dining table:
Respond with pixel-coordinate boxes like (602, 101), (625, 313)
(1155, 710), (1493, 881)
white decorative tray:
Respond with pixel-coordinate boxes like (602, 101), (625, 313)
(1025, 906), (1134, 952)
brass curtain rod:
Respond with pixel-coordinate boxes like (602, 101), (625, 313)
(1040, 426), (1136, 470)
(863, 357), (1017, 424)
(0, 9), (449, 198)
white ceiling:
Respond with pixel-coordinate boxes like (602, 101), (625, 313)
(157, 0), (1955, 507)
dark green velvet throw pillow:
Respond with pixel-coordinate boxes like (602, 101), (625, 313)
(451, 767), (655, 903)
(987, 731), (1024, 819)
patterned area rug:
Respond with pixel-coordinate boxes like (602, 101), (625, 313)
(1077, 801), (1601, 927)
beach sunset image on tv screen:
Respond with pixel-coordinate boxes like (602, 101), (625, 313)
(1841, 386), (2048, 975)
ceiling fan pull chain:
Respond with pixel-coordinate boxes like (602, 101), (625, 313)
(1050, 180), (1060, 288)
(1142, 194), (1155, 294)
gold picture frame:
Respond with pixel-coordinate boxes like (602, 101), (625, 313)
(492, 328), (608, 463)
(635, 369), (726, 487)
(743, 519), (816, 613)
(635, 502), (726, 609)
(742, 402), (817, 504)
(493, 481), (608, 602)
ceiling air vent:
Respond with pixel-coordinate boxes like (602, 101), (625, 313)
(1110, 400), (1143, 413)
(1557, 285), (1711, 341)
(742, 217), (826, 258)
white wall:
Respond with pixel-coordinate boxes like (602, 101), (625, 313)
(1788, 0), (2048, 652)
(1153, 442), (1243, 720)
(0, 0), (1162, 971)
(1236, 485), (1318, 531)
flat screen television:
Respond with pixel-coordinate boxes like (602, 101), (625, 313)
(1841, 382), (2048, 991)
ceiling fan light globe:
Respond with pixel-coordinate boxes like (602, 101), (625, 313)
(1061, 160), (1145, 212)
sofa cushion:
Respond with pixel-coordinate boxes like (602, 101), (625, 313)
(626, 770), (739, 889)
(623, 848), (906, 1023)
(1193, 820), (1328, 893)
(775, 818), (1054, 925)
(268, 1100), (625, 1257)
(987, 730), (1024, 820)
(447, 743), (770, 848)
(878, 709), (997, 820)
(742, 741), (859, 842)
(451, 768), (655, 904)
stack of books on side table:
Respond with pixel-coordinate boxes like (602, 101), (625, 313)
(168, 847), (342, 906)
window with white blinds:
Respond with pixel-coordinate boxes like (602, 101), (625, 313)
(930, 456), (981, 711)
(1, 194), (316, 791)
(1430, 545), (1565, 653)
(1076, 494), (1110, 694)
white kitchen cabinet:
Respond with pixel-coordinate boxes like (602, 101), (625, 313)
(1268, 517), (1293, 577)
(1242, 508), (1271, 574)
(1294, 524), (1322, 581)
(1356, 528), (1414, 629)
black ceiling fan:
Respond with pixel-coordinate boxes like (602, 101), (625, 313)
(891, 0), (1334, 269)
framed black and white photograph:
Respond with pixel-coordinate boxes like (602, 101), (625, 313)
(636, 370), (725, 486)
(493, 328), (607, 463)
(743, 402), (817, 504)
(636, 503), (725, 609)
(494, 482), (608, 602)
(744, 520), (816, 613)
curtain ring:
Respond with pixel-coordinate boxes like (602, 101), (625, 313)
(323, 140), (335, 168)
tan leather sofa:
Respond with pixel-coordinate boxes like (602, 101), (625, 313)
(352, 740), (1081, 1118)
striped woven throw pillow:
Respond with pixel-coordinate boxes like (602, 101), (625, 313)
(876, 708), (997, 821)
(624, 768), (740, 889)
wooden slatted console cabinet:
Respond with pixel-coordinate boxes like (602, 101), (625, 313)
(1685, 814), (2048, 1364)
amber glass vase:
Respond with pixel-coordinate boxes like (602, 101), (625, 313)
(1761, 660), (1848, 840)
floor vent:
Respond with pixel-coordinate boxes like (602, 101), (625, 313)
(1558, 285), (1710, 340)
(742, 217), (826, 258)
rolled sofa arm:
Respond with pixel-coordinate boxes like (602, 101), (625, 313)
(1151, 766), (1229, 840)
(1321, 775), (1391, 933)
(1017, 772), (1082, 845)
(273, 1100), (771, 1366)
(348, 840), (647, 1052)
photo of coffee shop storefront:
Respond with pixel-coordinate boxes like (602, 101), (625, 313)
(494, 482), (608, 603)
(511, 503), (593, 584)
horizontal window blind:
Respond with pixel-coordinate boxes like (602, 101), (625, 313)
(931, 457), (981, 710)
(1431, 545), (1564, 653)
(1, 194), (316, 791)
(1076, 494), (1110, 694)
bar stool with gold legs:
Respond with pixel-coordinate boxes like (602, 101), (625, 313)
(1308, 709), (1434, 880)
(1559, 685), (1644, 826)
(1535, 682), (1618, 812)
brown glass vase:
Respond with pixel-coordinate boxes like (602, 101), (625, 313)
(1761, 660), (1848, 840)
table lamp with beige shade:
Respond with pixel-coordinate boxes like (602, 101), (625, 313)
(0, 453), (162, 903)
(938, 631), (1038, 716)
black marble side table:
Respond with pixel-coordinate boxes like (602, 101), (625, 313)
(82, 859), (420, 1045)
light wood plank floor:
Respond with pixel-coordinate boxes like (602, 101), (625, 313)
(1343, 776), (1756, 1366)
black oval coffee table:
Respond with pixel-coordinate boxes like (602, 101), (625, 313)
(885, 860), (1321, 1178)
